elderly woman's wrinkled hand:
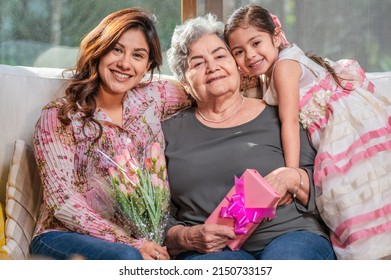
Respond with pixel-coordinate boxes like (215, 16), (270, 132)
(264, 167), (290, 194)
(264, 167), (295, 204)
(183, 224), (236, 254)
(264, 167), (309, 207)
(277, 193), (293, 206)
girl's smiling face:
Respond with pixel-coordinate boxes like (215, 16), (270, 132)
(227, 25), (281, 78)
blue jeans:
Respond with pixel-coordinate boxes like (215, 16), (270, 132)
(176, 248), (255, 260)
(30, 231), (143, 260)
(175, 231), (335, 260)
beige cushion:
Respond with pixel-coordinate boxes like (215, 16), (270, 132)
(2, 139), (42, 260)
(0, 64), (69, 205)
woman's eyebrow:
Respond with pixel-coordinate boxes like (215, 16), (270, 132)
(115, 41), (149, 53)
(189, 46), (227, 61)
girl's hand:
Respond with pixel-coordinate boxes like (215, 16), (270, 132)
(139, 240), (170, 260)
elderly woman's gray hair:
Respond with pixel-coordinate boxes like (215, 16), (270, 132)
(167, 14), (225, 82)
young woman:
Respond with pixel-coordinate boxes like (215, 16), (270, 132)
(31, 8), (191, 260)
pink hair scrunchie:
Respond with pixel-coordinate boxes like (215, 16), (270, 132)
(269, 12), (290, 47)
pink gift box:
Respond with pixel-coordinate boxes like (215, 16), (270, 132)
(205, 169), (281, 250)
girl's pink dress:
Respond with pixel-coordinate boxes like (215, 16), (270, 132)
(265, 44), (391, 259)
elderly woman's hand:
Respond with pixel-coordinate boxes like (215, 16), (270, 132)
(264, 167), (309, 207)
(166, 224), (236, 255)
(277, 193), (294, 206)
(264, 167), (291, 197)
(183, 224), (236, 254)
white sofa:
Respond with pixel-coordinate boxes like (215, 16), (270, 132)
(0, 64), (390, 259)
(0, 65), (71, 259)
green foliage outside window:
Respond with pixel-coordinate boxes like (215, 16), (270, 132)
(0, 0), (390, 72)
(0, 0), (181, 73)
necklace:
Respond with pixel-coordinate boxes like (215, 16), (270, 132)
(196, 95), (245, 123)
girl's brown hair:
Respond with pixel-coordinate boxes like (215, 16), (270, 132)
(225, 5), (346, 89)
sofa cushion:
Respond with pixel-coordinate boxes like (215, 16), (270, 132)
(0, 64), (70, 206)
(0, 202), (10, 259)
(2, 139), (42, 260)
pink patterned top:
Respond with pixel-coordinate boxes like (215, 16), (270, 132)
(33, 78), (191, 249)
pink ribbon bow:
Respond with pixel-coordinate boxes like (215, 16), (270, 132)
(219, 176), (276, 235)
(269, 12), (290, 47)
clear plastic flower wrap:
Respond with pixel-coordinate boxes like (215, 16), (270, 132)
(86, 142), (170, 245)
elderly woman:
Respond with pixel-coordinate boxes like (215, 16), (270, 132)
(162, 14), (336, 260)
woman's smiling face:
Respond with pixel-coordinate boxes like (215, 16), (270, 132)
(183, 33), (240, 102)
(98, 28), (151, 97)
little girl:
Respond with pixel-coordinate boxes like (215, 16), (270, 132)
(225, 4), (391, 259)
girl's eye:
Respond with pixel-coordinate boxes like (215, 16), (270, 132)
(253, 40), (261, 47)
(233, 50), (243, 57)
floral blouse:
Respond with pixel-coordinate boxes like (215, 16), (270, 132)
(33, 78), (191, 249)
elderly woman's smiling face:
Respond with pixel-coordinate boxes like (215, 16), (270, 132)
(183, 34), (240, 102)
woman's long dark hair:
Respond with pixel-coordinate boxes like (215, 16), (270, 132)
(58, 8), (162, 141)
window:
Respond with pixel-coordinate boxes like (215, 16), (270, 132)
(195, 0), (391, 72)
(0, 0), (182, 74)
(1, 0), (390, 72)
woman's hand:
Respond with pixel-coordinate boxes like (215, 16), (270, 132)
(165, 224), (236, 255)
(139, 240), (170, 260)
(264, 167), (291, 197)
(264, 167), (309, 207)
(277, 192), (293, 206)
(182, 224), (236, 254)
